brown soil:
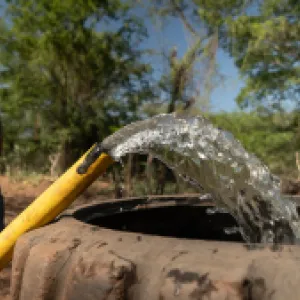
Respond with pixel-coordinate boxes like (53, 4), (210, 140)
(0, 175), (114, 299)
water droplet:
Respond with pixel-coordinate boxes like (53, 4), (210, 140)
(224, 227), (240, 235)
(206, 207), (228, 215)
(206, 207), (218, 215)
(261, 230), (275, 244)
(199, 194), (212, 200)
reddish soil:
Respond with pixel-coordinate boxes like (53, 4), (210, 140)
(0, 175), (113, 299)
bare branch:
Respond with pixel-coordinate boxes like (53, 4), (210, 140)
(168, 38), (202, 112)
(169, 0), (197, 36)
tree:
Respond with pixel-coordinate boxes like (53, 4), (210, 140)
(148, 0), (221, 113)
(194, 0), (300, 109)
(0, 116), (4, 173)
(229, 0), (300, 108)
(0, 0), (153, 173)
(160, 40), (203, 113)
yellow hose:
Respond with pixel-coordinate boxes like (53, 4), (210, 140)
(0, 146), (114, 270)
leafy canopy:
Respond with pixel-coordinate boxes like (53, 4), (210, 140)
(195, 0), (300, 108)
(0, 0), (153, 170)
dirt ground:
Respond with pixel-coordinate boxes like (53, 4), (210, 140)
(0, 175), (113, 299)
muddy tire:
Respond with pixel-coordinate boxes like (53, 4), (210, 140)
(11, 195), (300, 300)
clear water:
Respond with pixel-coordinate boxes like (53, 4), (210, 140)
(100, 113), (300, 244)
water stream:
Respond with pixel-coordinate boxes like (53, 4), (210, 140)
(85, 113), (300, 244)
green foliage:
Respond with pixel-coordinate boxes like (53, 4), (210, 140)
(0, 0), (153, 172)
(1, 0), (299, 181)
(209, 111), (299, 176)
(229, 5), (300, 108)
(148, 0), (221, 113)
(193, 0), (300, 108)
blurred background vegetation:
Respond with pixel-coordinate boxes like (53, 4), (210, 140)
(0, 0), (300, 195)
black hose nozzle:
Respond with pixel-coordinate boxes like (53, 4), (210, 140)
(77, 143), (104, 174)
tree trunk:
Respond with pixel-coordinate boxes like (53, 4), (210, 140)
(48, 141), (73, 177)
(34, 113), (41, 143)
(124, 154), (133, 197)
(146, 154), (155, 195)
(156, 163), (167, 195)
(296, 152), (300, 180)
(112, 166), (123, 199)
(0, 118), (3, 158)
(0, 119), (3, 174)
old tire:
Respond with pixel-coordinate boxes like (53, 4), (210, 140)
(11, 195), (300, 300)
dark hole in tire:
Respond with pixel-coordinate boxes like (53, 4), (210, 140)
(90, 206), (242, 241)
(72, 196), (244, 242)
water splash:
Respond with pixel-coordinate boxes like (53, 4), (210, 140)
(100, 113), (300, 244)
(224, 226), (241, 235)
(206, 207), (228, 215)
